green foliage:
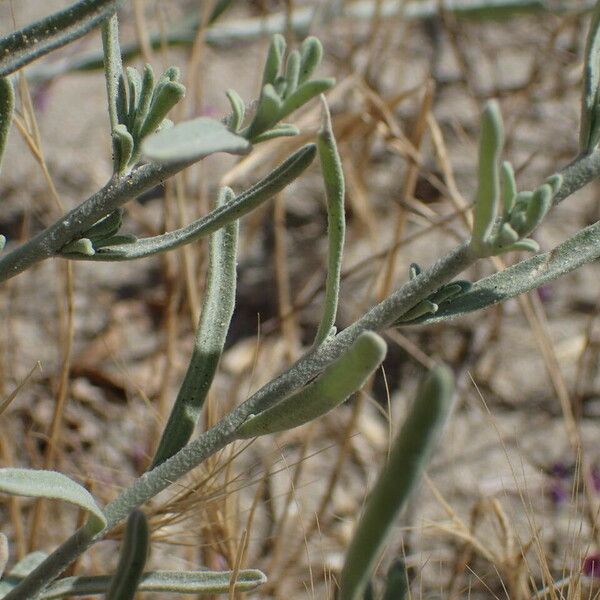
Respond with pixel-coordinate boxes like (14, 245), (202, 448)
(338, 365), (455, 600)
(395, 263), (472, 324)
(470, 101), (562, 257)
(142, 117), (250, 165)
(0, 468), (106, 534)
(152, 188), (238, 467)
(105, 511), (149, 599)
(381, 560), (409, 600)
(236, 331), (387, 438)
(4, 2), (600, 598)
(314, 97), (346, 346)
(229, 35), (335, 142)
(581, 0), (600, 153)
(72, 143), (316, 261)
(0, 0), (125, 78)
(0, 535), (7, 580)
(0, 78), (14, 178)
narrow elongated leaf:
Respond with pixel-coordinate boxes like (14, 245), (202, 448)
(0, 552), (48, 597)
(314, 97), (345, 346)
(411, 219), (600, 325)
(225, 89), (245, 132)
(0, 468), (106, 533)
(581, 0), (600, 152)
(152, 188), (238, 467)
(261, 34), (286, 88)
(339, 365), (454, 600)
(279, 78), (335, 120)
(246, 84), (282, 139)
(80, 144), (316, 260)
(236, 331), (386, 438)
(105, 511), (149, 600)
(138, 81), (186, 139)
(0, 78), (14, 176)
(500, 161), (516, 213)
(33, 569), (266, 598)
(142, 117), (250, 164)
(298, 37), (323, 85)
(471, 101), (503, 255)
(0, 534), (8, 579)
(382, 559), (409, 600)
(0, 0), (125, 77)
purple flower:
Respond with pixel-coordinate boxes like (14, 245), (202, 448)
(546, 480), (568, 505)
(582, 552), (600, 578)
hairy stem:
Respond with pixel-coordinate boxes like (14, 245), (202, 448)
(3, 242), (475, 599)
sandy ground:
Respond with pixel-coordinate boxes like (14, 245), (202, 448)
(1, 1), (600, 598)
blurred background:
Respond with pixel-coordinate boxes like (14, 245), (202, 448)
(1, 0), (600, 597)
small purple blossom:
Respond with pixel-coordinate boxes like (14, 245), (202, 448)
(582, 552), (600, 578)
(546, 480), (568, 505)
(589, 465), (600, 493)
(549, 462), (571, 479)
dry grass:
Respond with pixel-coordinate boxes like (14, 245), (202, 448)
(1, 0), (600, 598)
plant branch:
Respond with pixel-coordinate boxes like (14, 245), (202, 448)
(0, 0), (125, 78)
(2, 241), (477, 600)
(0, 160), (188, 282)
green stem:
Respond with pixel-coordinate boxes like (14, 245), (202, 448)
(64, 145), (316, 261)
(3, 242), (476, 600)
(101, 13), (124, 173)
(0, 161), (188, 282)
(0, 0), (124, 78)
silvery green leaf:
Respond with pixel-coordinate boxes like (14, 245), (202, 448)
(284, 50), (301, 97)
(142, 117), (250, 164)
(261, 34), (286, 88)
(395, 299), (438, 323)
(60, 238), (95, 256)
(126, 66), (142, 125)
(236, 331), (386, 438)
(225, 89), (245, 132)
(339, 365), (454, 600)
(246, 84), (282, 139)
(0, 533), (8, 579)
(34, 569), (266, 598)
(0, 551), (48, 597)
(298, 37), (323, 85)
(152, 187), (238, 467)
(82, 210), (123, 242)
(251, 123), (299, 143)
(313, 97), (345, 346)
(580, 0), (600, 153)
(414, 221), (600, 325)
(0, 468), (106, 533)
(0, 77), (14, 177)
(106, 511), (149, 600)
(0, 0), (125, 77)
(523, 183), (552, 234)
(497, 238), (539, 253)
(279, 78), (336, 121)
(471, 100), (503, 256)
(132, 64), (155, 137)
(500, 161), (516, 213)
(113, 124), (134, 173)
(496, 221), (519, 246)
(139, 81), (186, 139)
(8, 552), (48, 577)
